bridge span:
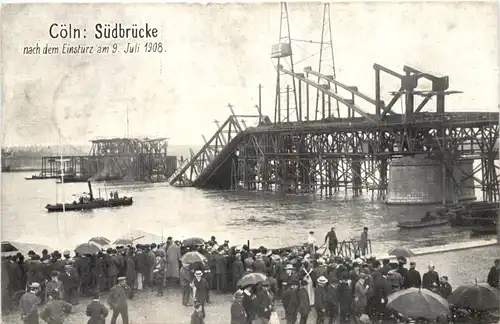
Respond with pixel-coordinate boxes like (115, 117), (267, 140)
(167, 20), (499, 204)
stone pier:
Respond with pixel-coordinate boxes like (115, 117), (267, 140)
(386, 156), (476, 204)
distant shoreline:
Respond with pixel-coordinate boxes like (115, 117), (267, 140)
(2, 168), (40, 173)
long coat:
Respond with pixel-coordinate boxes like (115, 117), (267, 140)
(230, 301), (247, 324)
(166, 244), (181, 278)
(354, 280), (368, 309)
(39, 299), (72, 324)
(86, 300), (109, 324)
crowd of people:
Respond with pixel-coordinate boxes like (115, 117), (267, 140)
(1, 228), (499, 324)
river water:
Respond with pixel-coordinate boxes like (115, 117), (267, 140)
(1, 172), (498, 286)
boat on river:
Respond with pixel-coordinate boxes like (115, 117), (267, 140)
(397, 218), (449, 229)
(45, 181), (133, 212)
(26, 174), (61, 180)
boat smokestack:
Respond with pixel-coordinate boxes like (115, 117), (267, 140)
(87, 181), (94, 201)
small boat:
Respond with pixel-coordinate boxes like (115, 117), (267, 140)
(397, 218), (449, 229)
(470, 226), (498, 237)
(45, 197), (133, 212)
(56, 175), (123, 184)
(45, 181), (133, 213)
(56, 175), (89, 183)
(25, 174), (61, 180)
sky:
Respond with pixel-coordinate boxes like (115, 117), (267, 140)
(1, 1), (498, 148)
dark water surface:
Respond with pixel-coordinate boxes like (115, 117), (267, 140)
(2, 172), (498, 285)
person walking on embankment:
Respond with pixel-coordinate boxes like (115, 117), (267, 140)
(107, 277), (131, 324)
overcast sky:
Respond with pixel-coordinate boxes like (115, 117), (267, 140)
(1, 1), (498, 147)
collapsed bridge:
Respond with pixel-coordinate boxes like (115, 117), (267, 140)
(168, 3), (499, 205)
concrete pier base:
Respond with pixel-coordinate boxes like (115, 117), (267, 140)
(386, 156), (476, 204)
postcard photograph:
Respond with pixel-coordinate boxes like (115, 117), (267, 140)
(1, 1), (499, 324)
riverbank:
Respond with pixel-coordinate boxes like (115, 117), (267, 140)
(2, 245), (498, 324)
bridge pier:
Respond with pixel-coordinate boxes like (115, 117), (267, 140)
(386, 156), (476, 204)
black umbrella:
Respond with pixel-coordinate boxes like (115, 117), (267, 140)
(180, 251), (207, 264)
(388, 247), (415, 258)
(75, 243), (100, 255)
(387, 287), (450, 320)
(113, 239), (133, 246)
(449, 282), (500, 310)
(237, 273), (267, 288)
(182, 237), (205, 246)
(89, 236), (111, 246)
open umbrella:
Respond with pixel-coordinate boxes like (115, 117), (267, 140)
(182, 237), (205, 246)
(449, 282), (500, 310)
(388, 247), (415, 258)
(180, 251), (207, 265)
(75, 243), (100, 255)
(89, 236), (111, 246)
(113, 239), (133, 246)
(237, 272), (267, 288)
(387, 287), (450, 320)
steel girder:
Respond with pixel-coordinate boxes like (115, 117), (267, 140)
(168, 116), (243, 186)
(228, 119), (499, 200)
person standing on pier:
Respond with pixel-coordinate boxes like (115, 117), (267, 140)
(359, 228), (369, 256)
(324, 228), (339, 256)
(307, 231), (317, 256)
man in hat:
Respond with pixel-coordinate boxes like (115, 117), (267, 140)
(283, 281), (300, 324)
(62, 251), (72, 265)
(166, 240), (182, 286)
(256, 280), (273, 324)
(214, 248), (228, 294)
(405, 261), (421, 288)
(324, 227), (339, 256)
(298, 279), (310, 324)
(58, 265), (78, 305)
(253, 253), (266, 274)
(315, 276), (328, 324)
(438, 276), (452, 299)
(422, 264), (440, 292)
(326, 277), (340, 324)
(19, 282), (41, 324)
(192, 270), (209, 318)
(108, 277), (131, 324)
(45, 271), (63, 301)
(39, 290), (72, 324)
(232, 253), (245, 292)
(86, 292), (109, 324)
(230, 290), (246, 324)
(180, 263), (193, 305)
